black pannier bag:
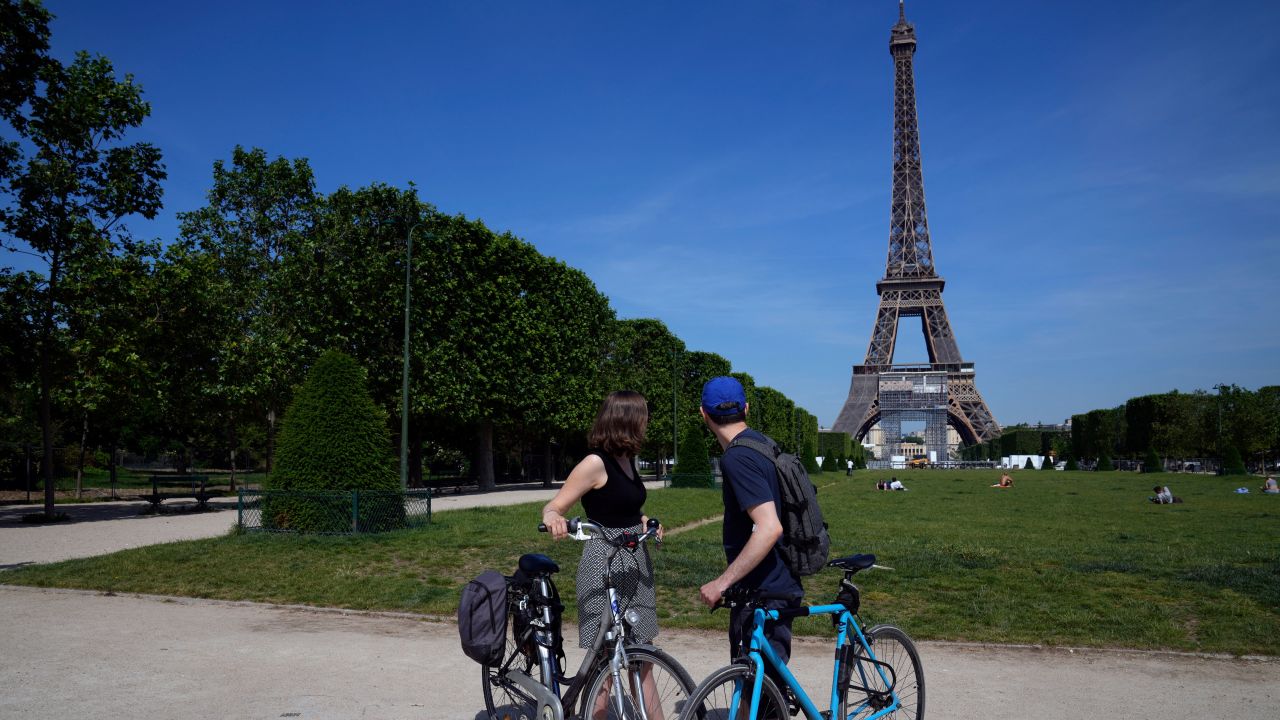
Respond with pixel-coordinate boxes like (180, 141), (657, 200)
(458, 569), (508, 664)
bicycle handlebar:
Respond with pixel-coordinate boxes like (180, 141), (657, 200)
(537, 517), (662, 549)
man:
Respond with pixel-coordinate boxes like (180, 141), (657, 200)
(846, 458), (853, 476)
(697, 376), (803, 697)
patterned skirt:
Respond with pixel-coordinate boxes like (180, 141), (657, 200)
(575, 522), (658, 648)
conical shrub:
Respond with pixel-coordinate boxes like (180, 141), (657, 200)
(265, 350), (400, 532)
(673, 422), (713, 488)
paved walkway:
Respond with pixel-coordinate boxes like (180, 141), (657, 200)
(1, 483), (1276, 719)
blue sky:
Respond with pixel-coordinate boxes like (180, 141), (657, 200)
(13, 0), (1280, 428)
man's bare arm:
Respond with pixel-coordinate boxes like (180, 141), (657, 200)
(699, 501), (783, 607)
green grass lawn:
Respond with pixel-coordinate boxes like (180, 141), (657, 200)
(4, 469), (1277, 655)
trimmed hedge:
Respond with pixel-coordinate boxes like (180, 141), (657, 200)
(265, 350), (400, 532)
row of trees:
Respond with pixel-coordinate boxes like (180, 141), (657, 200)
(1071, 385), (1278, 471)
(958, 385), (1279, 472)
(0, 2), (818, 516)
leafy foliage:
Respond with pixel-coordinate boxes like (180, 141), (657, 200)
(267, 350), (399, 532)
(1142, 448), (1162, 473)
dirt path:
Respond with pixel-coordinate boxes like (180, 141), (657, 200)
(2, 486), (1276, 719)
(0, 585), (1273, 720)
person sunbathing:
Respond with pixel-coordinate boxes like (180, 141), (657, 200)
(992, 473), (1013, 488)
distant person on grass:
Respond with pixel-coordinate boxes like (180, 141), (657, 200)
(992, 473), (1014, 488)
(1262, 476), (1279, 495)
(1149, 485), (1178, 504)
(888, 477), (907, 491)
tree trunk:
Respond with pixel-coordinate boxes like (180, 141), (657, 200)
(109, 446), (118, 500)
(75, 412), (88, 499)
(228, 419), (237, 493)
(475, 421), (496, 491)
(408, 425), (424, 488)
(266, 405), (277, 475)
(39, 258), (59, 518)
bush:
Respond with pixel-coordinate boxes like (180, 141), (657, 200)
(1042, 456), (1055, 470)
(1142, 449), (1163, 474)
(801, 450), (820, 473)
(821, 453), (837, 472)
(1097, 455), (1114, 472)
(265, 350), (400, 532)
(673, 423), (712, 477)
(1065, 455), (1078, 471)
(1222, 446), (1246, 475)
(1023, 457), (1035, 470)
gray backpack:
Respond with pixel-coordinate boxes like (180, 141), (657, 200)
(458, 569), (508, 664)
(729, 435), (832, 577)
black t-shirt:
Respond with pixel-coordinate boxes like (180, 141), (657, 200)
(580, 451), (646, 529)
(719, 428), (802, 596)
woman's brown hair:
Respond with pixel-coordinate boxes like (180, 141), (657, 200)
(588, 390), (648, 456)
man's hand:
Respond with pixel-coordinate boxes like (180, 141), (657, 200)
(700, 577), (730, 608)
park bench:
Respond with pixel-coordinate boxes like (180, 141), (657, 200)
(140, 474), (215, 511)
(423, 475), (478, 496)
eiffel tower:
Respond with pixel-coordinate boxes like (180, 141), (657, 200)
(833, 1), (999, 456)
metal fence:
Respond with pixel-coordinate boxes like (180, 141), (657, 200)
(237, 489), (432, 534)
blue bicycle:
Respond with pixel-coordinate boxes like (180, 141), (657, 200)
(679, 553), (924, 720)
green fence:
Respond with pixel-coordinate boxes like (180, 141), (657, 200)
(237, 489), (432, 534)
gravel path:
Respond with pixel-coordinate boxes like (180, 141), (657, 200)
(1, 484), (1275, 719)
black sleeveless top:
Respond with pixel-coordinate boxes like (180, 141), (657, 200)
(580, 451), (646, 529)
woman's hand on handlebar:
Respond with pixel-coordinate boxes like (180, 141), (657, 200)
(541, 509), (569, 540)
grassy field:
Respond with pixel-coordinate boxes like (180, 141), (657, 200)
(4, 469), (1277, 655)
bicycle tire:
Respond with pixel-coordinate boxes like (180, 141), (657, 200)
(839, 624), (925, 720)
(581, 645), (697, 720)
(481, 630), (544, 720)
(678, 662), (789, 720)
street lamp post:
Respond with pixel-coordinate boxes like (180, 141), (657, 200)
(401, 223), (424, 491)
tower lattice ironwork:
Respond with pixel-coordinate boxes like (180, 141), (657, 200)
(833, 1), (999, 454)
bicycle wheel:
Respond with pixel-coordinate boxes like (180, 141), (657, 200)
(582, 646), (697, 720)
(839, 624), (924, 720)
(678, 663), (789, 720)
(482, 633), (543, 720)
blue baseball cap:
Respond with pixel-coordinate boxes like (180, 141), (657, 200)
(701, 376), (747, 416)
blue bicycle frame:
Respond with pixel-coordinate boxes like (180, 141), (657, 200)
(734, 603), (901, 720)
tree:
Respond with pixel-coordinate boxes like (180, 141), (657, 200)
(1097, 455), (1113, 472)
(600, 318), (685, 474)
(1023, 456), (1035, 470)
(672, 420), (712, 486)
(1222, 446), (1246, 476)
(177, 146), (319, 474)
(1, 8), (165, 516)
(267, 350), (398, 531)
(1142, 448), (1162, 474)
(820, 452), (837, 473)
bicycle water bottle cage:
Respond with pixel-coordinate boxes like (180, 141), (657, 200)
(828, 553), (876, 575)
(519, 553), (560, 575)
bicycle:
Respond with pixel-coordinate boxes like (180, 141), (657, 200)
(482, 517), (696, 720)
(678, 553), (924, 720)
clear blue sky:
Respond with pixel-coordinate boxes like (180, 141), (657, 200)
(16, 0), (1280, 428)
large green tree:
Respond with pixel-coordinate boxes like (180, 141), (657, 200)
(177, 146), (319, 472)
(1, 2), (165, 516)
(601, 318), (685, 474)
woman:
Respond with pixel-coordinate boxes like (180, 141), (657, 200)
(542, 390), (661, 650)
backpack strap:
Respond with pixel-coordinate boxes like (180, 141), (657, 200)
(728, 435), (781, 464)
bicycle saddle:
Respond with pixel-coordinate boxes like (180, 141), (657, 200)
(828, 554), (876, 572)
(519, 553), (560, 574)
